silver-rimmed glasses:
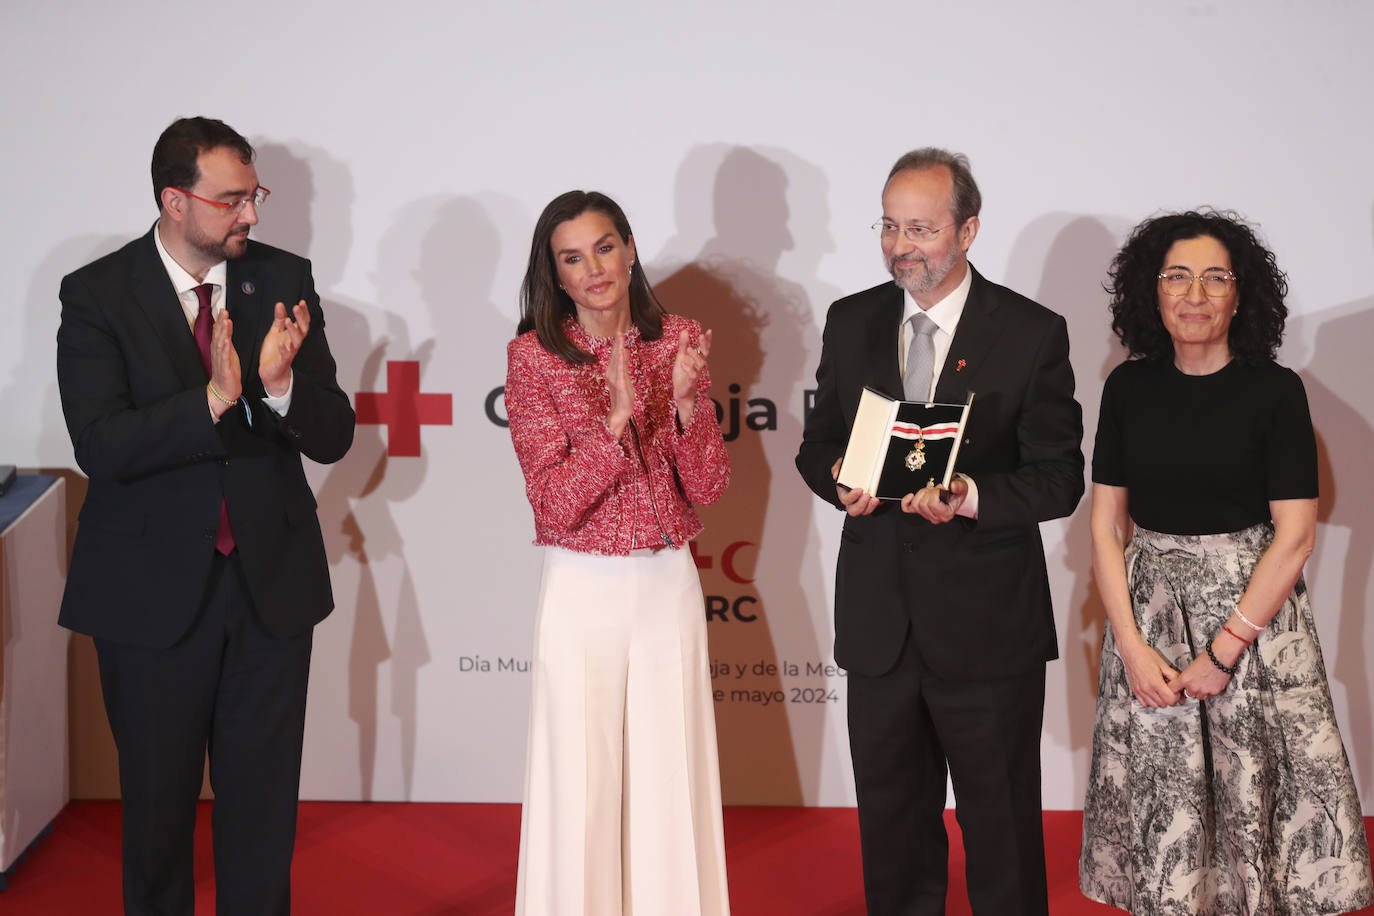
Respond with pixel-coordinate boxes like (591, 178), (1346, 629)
(1157, 269), (1236, 298)
(872, 220), (953, 243)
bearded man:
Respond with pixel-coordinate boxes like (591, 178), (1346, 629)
(795, 147), (1084, 915)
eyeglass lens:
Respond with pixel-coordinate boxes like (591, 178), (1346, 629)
(1160, 272), (1233, 297)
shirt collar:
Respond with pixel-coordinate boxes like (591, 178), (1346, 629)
(153, 219), (228, 295)
(901, 260), (973, 336)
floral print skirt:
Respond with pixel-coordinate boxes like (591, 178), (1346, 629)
(1079, 522), (1373, 915)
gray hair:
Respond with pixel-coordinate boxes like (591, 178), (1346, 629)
(886, 148), (982, 227)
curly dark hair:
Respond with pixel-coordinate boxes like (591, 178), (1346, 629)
(1106, 209), (1289, 362)
(518, 190), (665, 364)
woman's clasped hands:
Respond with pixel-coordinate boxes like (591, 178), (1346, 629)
(1117, 634), (1233, 707)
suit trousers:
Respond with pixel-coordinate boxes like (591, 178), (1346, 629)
(95, 551), (314, 916)
(847, 630), (1048, 916)
(515, 545), (730, 916)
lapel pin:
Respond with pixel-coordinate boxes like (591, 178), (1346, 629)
(956, 359), (966, 372)
(241, 281), (256, 295)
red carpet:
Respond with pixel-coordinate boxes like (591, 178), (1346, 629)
(2, 803), (1371, 914)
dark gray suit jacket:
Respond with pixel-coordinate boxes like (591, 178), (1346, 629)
(56, 227), (355, 647)
(796, 266), (1084, 678)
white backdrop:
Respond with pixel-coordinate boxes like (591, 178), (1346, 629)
(5, 1), (1374, 811)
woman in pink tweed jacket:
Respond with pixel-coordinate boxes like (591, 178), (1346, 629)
(505, 190), (732, 916)
(506, 308), (729, 552)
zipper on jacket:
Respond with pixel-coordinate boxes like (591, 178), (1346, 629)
(627, 418), (673, 547)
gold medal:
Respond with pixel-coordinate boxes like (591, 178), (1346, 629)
(904, 427), (926, 471)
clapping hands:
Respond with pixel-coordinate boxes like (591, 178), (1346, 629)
(259, 299), (311, 397)
(605, 333), (635, 440)
(604, 326), (715, 438)
(673, 328), (711, 426)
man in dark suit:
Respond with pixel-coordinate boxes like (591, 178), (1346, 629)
(56, 116), (354, 915)
(796, 149), (1083, 915)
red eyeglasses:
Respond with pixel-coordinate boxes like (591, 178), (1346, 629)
(175, 185), (271, 212)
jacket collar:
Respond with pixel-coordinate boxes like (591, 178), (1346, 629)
(132, 225), (271, 390)
(563, 315), (641, 358)
(131, 225), (207, 388)
(933, 264), (1001, 403)
(866, 264), (1004, 404)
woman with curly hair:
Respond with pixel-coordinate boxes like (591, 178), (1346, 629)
(1078, 210), (1373, 914)
(505, 190), (731, 915)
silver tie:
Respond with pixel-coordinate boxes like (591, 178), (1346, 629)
(903, 313), (938, 401)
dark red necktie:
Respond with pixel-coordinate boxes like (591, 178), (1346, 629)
(192, 283), (236, 555)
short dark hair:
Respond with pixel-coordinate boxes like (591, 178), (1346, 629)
(1106, 209), (1289, 363)
(518, 190), (665, 364)
(886, 148), (982, 227)
(150, 117), (254, 209)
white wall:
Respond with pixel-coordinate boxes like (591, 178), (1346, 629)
(5, 0), (1373, 810)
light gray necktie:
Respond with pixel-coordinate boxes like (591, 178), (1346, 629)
(903, 312), (938, 402)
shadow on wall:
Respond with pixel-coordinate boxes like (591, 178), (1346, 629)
(1004, 212), (1127, 802)
(10, 233), (137, 800)
(652, 145), (834, 804)
(1283, 204), (1374, 801)
(261, 142), (596, 803)
(404, 189), (533, 800)
(254, 141), (437, 801)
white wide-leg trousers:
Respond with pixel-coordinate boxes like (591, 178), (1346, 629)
(515, 546), (730, 916)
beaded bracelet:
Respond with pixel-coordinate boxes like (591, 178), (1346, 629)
(1235, 609), (1264, 632)
(1205, 640), (1238, 676)
(208, 381), (237, 407)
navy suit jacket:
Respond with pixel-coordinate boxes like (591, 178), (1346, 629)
(796, 266), (1084, 679)
(56, 227), (355, 648)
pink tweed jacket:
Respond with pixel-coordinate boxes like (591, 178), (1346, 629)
(505, 314), (730, 555)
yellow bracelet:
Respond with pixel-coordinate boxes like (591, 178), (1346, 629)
(207, 381), (236, 407)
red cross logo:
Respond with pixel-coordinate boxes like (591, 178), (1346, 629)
(355, 360), (452, 457)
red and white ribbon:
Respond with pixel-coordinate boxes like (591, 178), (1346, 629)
(890, 422), (960, 441)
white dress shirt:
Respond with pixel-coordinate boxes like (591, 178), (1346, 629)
(899, 261), (973, 398)
(896, 264), (979, 518)
(154, 222), (293, 417)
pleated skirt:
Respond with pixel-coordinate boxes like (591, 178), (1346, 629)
(1080, 522), (1373, 915)
(515, 545), (730, 916)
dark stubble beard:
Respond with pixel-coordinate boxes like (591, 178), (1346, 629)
(187, 219), (251, 264)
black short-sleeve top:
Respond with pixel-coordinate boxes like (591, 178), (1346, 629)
(1091, 358), (1318, 535)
